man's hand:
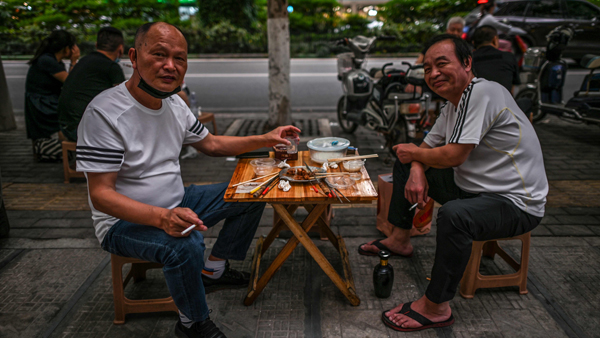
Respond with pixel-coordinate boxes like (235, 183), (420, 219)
(70, 45), (80, 65)
(393, 143), (419, 164)
(263, 125), (301, 147)
(160, 207), (207, 238)
(405, 165), (429, 208)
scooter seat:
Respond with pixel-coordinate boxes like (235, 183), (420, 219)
(581, 54), (600, 69)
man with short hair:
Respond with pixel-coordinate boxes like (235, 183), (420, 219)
(76, 22), (300, 338)
(414, 16), (465, 64)
(472, 25), (520, 93)
(58, 27), (126, 141)
(364, 34), (547, 332)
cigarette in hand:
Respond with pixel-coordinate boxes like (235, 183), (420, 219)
(181, 224), (196, 235)
(409, 203), (418, 211)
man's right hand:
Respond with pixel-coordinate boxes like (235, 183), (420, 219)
(405, 165), (429, 209)
(70, 45), (80, 64)
(160, 207), (207, 237)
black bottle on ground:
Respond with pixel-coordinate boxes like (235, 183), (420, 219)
(373, 250), (394, 298)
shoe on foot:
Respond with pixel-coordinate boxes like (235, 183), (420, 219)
(174, 318), (227, 338)
(201, 260), (250, 293)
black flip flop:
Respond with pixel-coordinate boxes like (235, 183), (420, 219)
(357, 239), (413, 258)
(381, 302), (455, 332)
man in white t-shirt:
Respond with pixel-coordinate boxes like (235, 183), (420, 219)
(361, 35), (548, 332)
(76, 22), (300, 338)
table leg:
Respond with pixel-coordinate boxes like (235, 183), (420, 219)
(274, 204), (360, 306)
(244, 203), (327, 306)
(262, 204), (298, 255)
(304, 204), (339, 249)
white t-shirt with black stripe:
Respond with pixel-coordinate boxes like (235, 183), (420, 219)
(76, 83), (209, 243)
(424, 78), (548, 217)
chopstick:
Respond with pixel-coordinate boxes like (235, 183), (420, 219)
(249, 176), (278, 194)
(261, 177), (281, 198)
(252, 175), (279, 197)
(232, 172), (279, 187)
(326, 154), (378, 162)
(314, 173), (350, 177)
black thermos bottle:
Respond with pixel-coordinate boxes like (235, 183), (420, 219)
(373, 250), (394, 298)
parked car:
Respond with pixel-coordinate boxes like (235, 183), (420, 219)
(465, 0), (600, 62)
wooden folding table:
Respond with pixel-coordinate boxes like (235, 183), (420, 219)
(224, 151), (377, 306)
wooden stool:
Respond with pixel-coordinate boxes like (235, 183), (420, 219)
(61, 141), (85, 184)
(198, 113), (218, 135)
(110, 254), (178, 324)
(460, 232), (531, 299)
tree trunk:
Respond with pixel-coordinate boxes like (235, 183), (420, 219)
(266, 0), (292, 130)
(0, 55), (16, 132)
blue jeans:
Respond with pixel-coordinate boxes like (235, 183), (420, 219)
(101, 182), (265, 321)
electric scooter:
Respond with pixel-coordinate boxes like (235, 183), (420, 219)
(335, 35), (431, 151)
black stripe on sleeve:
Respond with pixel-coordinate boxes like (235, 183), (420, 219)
(449, 83), (474, 143)
(75, 151), (123, 159)
(454, 86), (473, 143)
(76, 146), (125, 154)
(189, 120), (200, 133)
(195, 124), (206, 136)
(192, 122), (204, 134)
(76, 157), (122, 165)
(449, 105), (464, 143)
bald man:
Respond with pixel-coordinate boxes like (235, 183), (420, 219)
(76, 22), (300, 338)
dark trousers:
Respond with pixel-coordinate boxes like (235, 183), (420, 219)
(388, 160), (542, 303)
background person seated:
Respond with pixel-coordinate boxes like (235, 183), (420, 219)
(471, 25), (520, 94)
(58, 27), (126, 142)
(25, 30), (79, 160)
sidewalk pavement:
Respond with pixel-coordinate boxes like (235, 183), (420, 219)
(1, 111), (599, 338)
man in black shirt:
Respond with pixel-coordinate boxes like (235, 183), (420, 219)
(58, 27), (126, 141)
(471, 25), (520, 94)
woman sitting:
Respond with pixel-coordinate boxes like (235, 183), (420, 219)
(25, 30), (79, 161)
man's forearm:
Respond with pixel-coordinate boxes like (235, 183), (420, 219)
(90, 188), (167, 229)
(195, 134), (269, 157)
(412, 143), (472, 169)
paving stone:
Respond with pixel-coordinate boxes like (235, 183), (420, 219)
(554, 215), (600, 225)
(547, 225), (596, 236)
(544, 207), (568, 215)
(588, 226), (600, 236)
(540, 215), (560, 225)
(0, 249), (107, 338)
(531, 225), (552, 236)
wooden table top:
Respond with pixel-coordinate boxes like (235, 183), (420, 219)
(224, 151), (378, 204)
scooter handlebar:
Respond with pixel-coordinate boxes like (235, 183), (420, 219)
(334, 38), (348, 46)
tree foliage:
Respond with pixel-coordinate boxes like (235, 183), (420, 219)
(197, 0), (257, 31)
(380, 0), (473, 24)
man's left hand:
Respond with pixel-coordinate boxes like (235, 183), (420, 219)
(393, 143), (419, 164)
(264, 125), (301, 147)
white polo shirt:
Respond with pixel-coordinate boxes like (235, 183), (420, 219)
(76, 83), (209, 243)
(424, 78), (548, 217)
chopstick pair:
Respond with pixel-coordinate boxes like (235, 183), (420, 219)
(260, 177), (280, 198)
(252, 175), (279, 198)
